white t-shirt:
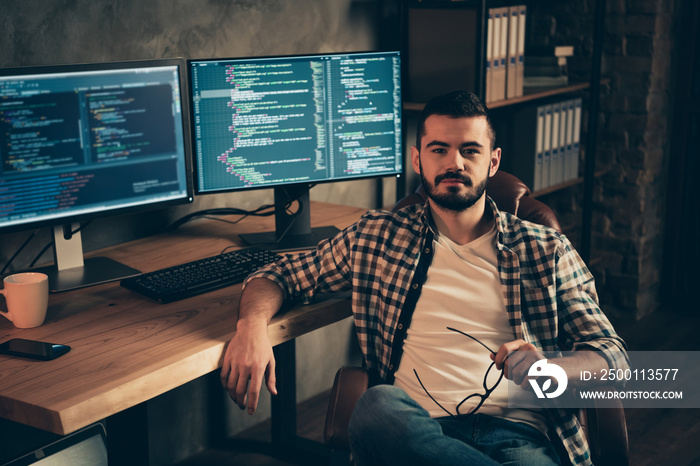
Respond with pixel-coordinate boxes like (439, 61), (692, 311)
(393, 222), (547, 434)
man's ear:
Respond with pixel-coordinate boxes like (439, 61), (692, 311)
(489, 147), (501, 177)
(411, 146), (421, 175)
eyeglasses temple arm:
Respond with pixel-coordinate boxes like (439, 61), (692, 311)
(446, 326), (497, 354)
(413, 369), (456, 418)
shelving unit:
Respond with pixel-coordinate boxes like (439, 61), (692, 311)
(399, 0), (606, 263)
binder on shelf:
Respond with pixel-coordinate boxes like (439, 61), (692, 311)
(490, 8), (503, 103)
(497, 6), (509, 102)
(558, 99), (568, 184)
(506, 6), (519, 99)
(485, 8), (495, 103)
(565, 99), (575, 181)
(541, 104), (553, 190)
(570, 98), (582, 181)
(496, 97), (581, 193)
(515, 4), (526, 97)
(549, 102), (561, 187)
(535, 105), (545, 192)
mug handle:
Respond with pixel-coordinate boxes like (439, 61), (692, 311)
(0, 289), (12, 322)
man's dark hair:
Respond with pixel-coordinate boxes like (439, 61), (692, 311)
(416, 90), (496, 150)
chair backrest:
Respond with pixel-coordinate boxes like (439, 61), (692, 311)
(392, 171), (562, 233)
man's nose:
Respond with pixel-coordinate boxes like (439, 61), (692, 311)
(445, 150), (465, 171)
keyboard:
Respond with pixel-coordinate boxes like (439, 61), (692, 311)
(121, 247), (283, 303)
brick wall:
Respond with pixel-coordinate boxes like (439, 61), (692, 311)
(528, 0), (677, 322)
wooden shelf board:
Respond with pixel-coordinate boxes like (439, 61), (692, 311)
(489, 82), (592, 108)
(531, 177), (584, 198)
(404, 80), (610, 112)
(531, 169), (608, 198)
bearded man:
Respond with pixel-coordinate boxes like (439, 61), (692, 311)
(220, 90), (628, 466)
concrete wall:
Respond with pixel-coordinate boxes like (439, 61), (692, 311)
(0, 1), (387, 463)
(0, 0), (400, 268)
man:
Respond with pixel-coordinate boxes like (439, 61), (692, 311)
(221, 90), (628, 465)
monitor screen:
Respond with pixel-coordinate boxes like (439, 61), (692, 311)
(189, 51), (402, 250)
(0, 58), (193, 290)
(0, 59), (192, 232)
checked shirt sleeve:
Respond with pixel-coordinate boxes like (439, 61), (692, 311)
(242, 222), (358, 303)
(555, 240), (629, 373)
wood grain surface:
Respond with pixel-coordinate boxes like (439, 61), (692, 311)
(0, 202), (363, 435)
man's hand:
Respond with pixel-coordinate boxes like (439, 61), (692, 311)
(220, 278), (284, 414)
(220, 320), (277, 414)
(491, 339), (544, 389)
(491, 339), (610, 390)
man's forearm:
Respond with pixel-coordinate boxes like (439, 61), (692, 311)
(237, 277), (285, 329)
(221, 277), (285, 413)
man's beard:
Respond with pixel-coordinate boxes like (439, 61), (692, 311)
(420, 164), (489, 212)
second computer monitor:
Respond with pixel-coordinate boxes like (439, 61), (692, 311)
(189, 51), (402, 250)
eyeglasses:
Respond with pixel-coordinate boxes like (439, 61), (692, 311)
(413, 327), (504, 418)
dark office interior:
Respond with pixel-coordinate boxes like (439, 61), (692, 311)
(1, 0), (699, 465)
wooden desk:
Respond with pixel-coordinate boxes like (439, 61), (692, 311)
(0, 202), (363, 456)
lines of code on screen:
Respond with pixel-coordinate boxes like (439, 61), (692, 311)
(0, 65), (189, 229)
(191, 52), (402, 192)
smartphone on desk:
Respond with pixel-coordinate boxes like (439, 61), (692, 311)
(0, 338), (71, 361)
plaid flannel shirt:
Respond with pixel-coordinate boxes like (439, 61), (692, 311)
(245, 197), (628, 465)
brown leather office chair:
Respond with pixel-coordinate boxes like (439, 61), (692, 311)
(323, 171), (628, 466)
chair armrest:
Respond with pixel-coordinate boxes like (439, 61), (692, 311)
(324, 366), (369, 450)
(578, 386), (629, 466)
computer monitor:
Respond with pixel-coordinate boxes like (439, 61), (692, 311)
(3, 424), (108, 466)
(189, 50), (402, 251)
(0, 58), (193, 291)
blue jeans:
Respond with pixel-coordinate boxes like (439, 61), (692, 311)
(348, 385), (562, 466)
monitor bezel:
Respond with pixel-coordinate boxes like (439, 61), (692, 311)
(3, 423), (108, 466)
(0, 57), (195, 236)
(187, 50), (404, 197)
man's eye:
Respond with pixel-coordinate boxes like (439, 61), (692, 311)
(461, 148), (479, 156)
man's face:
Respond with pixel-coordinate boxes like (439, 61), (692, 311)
(411, 115), (500, 212)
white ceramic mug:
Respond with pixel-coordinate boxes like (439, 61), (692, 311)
(0, 273), (49, 328)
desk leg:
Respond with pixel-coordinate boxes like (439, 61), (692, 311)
(270, 339), (330, 464)
(107, 402), (150, 465)
(272, 339), (297, 447)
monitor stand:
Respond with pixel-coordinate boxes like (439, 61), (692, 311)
(239, 185), (340, 252)
(33, 224), (141, 293)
